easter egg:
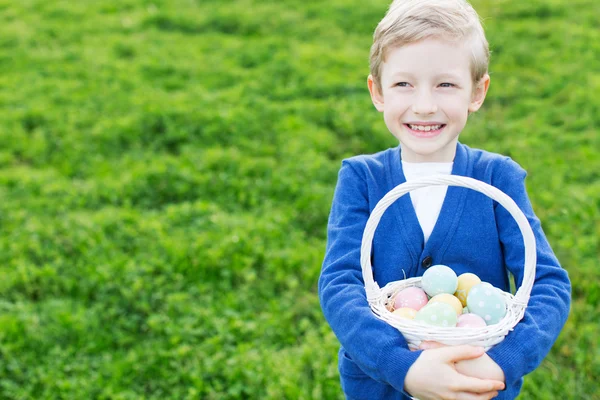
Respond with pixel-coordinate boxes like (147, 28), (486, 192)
(428, 293), (463, 316)
(421, 265), (458, 297)
(393, 287), (428, 311)
(414, 302), (458, 327)
(457, 313), (487, 328)
(393, 307), (418, 320)
(467, 282), (507, 325)
(454, 273), (482, 307)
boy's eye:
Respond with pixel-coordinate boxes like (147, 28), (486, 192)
(439, 82), (456, 88)
(395, 82), (410, 87)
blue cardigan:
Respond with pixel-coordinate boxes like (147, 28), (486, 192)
(319, 143), (571, 400)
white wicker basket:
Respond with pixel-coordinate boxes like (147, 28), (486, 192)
(360, 175), (536, 350)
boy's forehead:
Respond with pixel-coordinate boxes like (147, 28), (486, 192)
(388, 70), (465, 81)
(381, 39), (473, 79)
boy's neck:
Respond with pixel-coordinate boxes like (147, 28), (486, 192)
(399, 143), (458, 163)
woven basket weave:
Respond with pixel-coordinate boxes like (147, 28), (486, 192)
(360, 175), (536, 350)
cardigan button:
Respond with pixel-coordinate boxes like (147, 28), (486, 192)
(421, 256), (433, 269)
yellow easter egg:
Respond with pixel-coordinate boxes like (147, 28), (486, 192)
(392, 307), (418, 320)
(428, 293), (463, 316)
(454, 273), (482, 307)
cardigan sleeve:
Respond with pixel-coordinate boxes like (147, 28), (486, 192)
(318, 160), (422, 392)
(486, 158), (571, 387)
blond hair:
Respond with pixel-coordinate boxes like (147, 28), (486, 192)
(370, 0), (489, 89)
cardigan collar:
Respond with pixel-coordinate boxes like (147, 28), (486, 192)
(386, 142), (472, 272)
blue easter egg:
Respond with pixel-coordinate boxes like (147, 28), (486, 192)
(466, 282), (507, 325)
(421, 265), (458, 297)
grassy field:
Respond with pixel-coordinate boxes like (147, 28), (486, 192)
(0, 0), (598, 398)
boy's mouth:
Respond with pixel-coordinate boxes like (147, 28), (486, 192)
(406, 123), (445, 131)
(404, 123), (446, 137)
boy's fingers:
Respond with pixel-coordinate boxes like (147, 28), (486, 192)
(419, 340), (446, 350)
(438, 344), (485, 362)
(457, 392), (499, 400)
(457, 376), (505, 393)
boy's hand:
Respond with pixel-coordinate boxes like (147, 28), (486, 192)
(404, 345), (505, 400)
(455, 353), (505, 383)
(418, 341), (505, 382)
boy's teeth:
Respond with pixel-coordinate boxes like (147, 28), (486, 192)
(409, 124), (442, 131)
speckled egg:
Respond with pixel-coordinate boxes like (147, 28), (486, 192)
(428, 293), (463, 316)
(456, 313), (487, 328)
(414, 302), (458, 327)
(393, 287), (429, 311)
(467, 282), (507, 325)
(421, 265), (458, 297)
(392, 307), (418, 320)
(454, 273), (482, 307)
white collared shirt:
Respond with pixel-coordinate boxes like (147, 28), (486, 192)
(401, 161), (453, 245)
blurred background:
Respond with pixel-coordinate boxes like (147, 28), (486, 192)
(0, 0), (598, 398)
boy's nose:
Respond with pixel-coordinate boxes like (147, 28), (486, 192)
(411, 91), (438, 115)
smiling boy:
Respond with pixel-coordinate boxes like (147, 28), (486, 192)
(318, 0), (571, 399)
(368, 38), (489, 163)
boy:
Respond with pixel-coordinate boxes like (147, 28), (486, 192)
(318, 0), (571, 399)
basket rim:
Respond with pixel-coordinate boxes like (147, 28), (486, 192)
(359, 175), (536, 337)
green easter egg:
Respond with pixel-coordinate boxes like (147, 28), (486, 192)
(414, 302), (458, 327)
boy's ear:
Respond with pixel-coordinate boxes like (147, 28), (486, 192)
(469, 74), (491, 113)
(367, 75), (385, 112)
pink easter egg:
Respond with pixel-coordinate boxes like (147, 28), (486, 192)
(456, 313), (487, 328)
(393, 287), (428, 311)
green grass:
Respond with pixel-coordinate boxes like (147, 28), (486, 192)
(0, 0), (598, 398)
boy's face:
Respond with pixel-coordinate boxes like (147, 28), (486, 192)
(368, 37), (490, 162)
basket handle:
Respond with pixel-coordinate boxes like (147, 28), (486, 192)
(360, 175), (536, 306)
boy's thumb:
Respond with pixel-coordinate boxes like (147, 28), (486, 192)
(439, 345), (485, 362)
